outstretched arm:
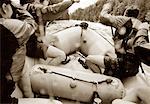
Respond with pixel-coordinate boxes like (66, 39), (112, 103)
(41, 0), (80, 14)
(24, 0), (79, 22)
(100, 1), (115, 26)
(99, 0), (129, 28)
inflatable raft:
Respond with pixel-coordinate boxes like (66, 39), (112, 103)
(12, 20), (150, 104)
(30, 64), (125, 104)
(18, 98), (62, 104)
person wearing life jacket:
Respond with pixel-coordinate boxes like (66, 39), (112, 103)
(93, 0), (149, 79)
(0, 0), (37, 103)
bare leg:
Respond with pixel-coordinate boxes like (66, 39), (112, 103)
(123, 88), (140, 103)
(112, 99), (136, 104)
(85, 55), (105, 73)
(18, 56), (36, 98)
(86, 55), (105, 68)
(46, 45), (66, 66)
(136, 86), (150, 104)
(123, 86), (150, 104)
(113, 86), (150, 104)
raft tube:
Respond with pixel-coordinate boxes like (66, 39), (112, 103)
(30, 64), (125, 104)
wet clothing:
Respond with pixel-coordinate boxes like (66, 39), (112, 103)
(100, 2), (149, 79)
(22, 0), (74, 24)
(24, 0), (74, 58)
(0, 13), (36, 82)
(0, 7), (37, 103)
(24, 0), (75, 58)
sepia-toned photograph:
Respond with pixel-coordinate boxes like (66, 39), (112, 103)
(0, 0), (150, 104)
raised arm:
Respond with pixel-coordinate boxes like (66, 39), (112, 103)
(41, 0), (80, 14)
(24, 0), (79, 22)
(99, 0), (129, 28)
(100, 1), (115, 26)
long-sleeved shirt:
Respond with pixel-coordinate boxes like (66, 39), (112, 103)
(100, 2), (142, 29)
(23, 0), (74, 22)
(0, 8), (37, 82)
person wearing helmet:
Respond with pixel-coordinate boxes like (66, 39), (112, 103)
(97, 0), (149, 79)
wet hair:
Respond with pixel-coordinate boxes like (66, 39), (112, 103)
(20, 0), (34, 5)
(0, 0), (17, 19)
(124, 6), (139, 18)
(40, 0), (44, 2)
(125, 9), (139, 18)
(0, 0), (11, 7)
